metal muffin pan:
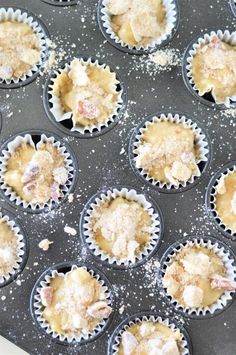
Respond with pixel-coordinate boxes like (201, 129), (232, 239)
(0, 0), (235, 355)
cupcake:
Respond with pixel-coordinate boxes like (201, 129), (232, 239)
(109, 314), (191, 355)
(47, 58), (124, 135)
(0, 7), (48, 86)
(161, 237), (236, 317)
(0, 213), (26, 286)
(80, 187), (163, 267)
(0, 132), (75, 211)
(108, 0), (167, 48)
(32, 264), (113, 343)
(184, 31), (236, 108)
(98, 0), (178, 53)
(130, 113), (210, 191)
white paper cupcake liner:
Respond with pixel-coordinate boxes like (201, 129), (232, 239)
(185, 30), (236, 108)
(161, 237), (236, 317)
(47, 57), (124, 134)
(100, 0), (178, 52)
(131, 113), (210, 190)
(208, 164), (236, 237)
(0, 133), (75, 211)
(81, 187), (163, 267)
(33, 264), (113, 344)
(0, 212), (26, 285)
(0, 7), (48, 86)
(109, 314), (190, 355)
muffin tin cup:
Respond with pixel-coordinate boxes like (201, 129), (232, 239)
(205, 161), (236, 240)
(43, 56), (127, 138)
(182, 30), (236, 109)
(41, 0), (78, 6)
(230, 0), (236, 17)
(80, 186), (164, 269)
(0, 208), (28, 288)
(107, 311), (192, 355)
(0, 7), (50, 89)
(0, 130), (78, 214)
(129, 112), (211, 193)
(159, 236), (236, 319)
(30, 262), (115, 345)
(97, 0), (180, 55)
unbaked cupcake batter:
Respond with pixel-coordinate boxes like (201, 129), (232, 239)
(215, 171), (236, 233)
(192, 36), (236, 104)
(91, 196), (152, 262)
(135, 121), (200, 185)
(163, 245), (236, 308)
(108, 0), (166, 47)
(0, 21), (41, 80)
(4, 142), (68, 205)
(52, 59), (119, 129)
(118, 320), (182, 355)
(40, 267), (112, 337)
(0, 218), (19, 278)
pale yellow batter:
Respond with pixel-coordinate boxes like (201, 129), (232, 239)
(4, 142), (68, 204)
(52, 59), (119, 129)
(41, 267), (112, 337)
(91, 197), (152, 262)
(192, 36), (236, 104)
(0, 21), (41, 80)
(118, 321), (182, 355)
(108, 0), (166, 47)
(135, 121), (199, 185)
(163, 245), (233, 308)
(215, 171), (236, 233)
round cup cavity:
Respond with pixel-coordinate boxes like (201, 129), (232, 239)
(159, 235), (236, 319)
(230, 0), (236, 17)
(129, 112), (212, 193)
(97, 0), (180, 55)
(0, 208), (29, 288)
(107, 311), (192, 355)
(30, 261), (115, 345)
(205, 161), (236, 240)
(41, 0), (78, 6)
(0, 130), (78, 213)
(43, 56), (127, 138)
(182, 30), (236, 109)
(0, 6), (50, 89)
(80, 185), (164, 269)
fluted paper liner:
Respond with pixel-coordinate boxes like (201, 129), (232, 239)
(185, 30), (236, 108)
(82, 187), (162, 267)
(0, 212), (25, 285)
(110, 314), (190, 355)
(100, 0), (178, 52)
(0, 7), (48, 85)
(161, 238), (236, 317)
(132, 113), (210, 190)
(208, 164), (236, 237)
(33, 265), (113, 343)
(47, 57), (123, 134)
(0, 133), (74, 211)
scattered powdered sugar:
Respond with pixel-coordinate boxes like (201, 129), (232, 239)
(221, 108), (236, 118)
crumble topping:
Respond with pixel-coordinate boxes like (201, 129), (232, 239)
(52, 58), (119, 129)
(41, 267), (112, 336)
(108, 0), (166, 47)
(192, 36), (236, 104)
(4, 142), (69, 205)
(38, 239), (54, 251)
(0, 21), (41, 80)
(119, 321), (181, 355)
(163, 245), (235, 308)
(135, 121), (200, 185)
(91, 196), (152, 262)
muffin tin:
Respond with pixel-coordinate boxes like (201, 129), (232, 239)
(0, 0), (235, 355)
